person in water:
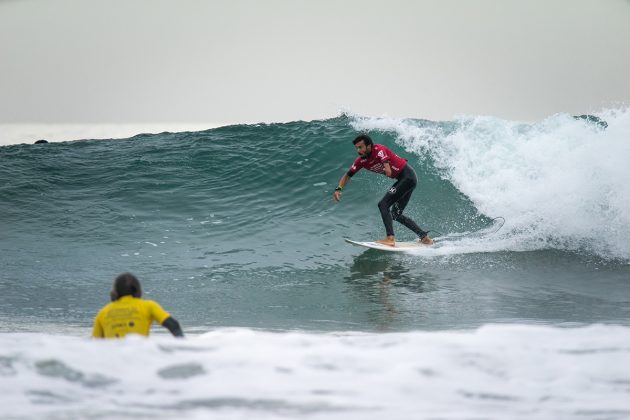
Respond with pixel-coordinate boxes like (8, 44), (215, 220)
(333, 134), (433, 247)
(92, 272), (184, 338)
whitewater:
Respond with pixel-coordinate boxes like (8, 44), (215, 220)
(1, 109), (630, 419)
(1, 325), (629, 420)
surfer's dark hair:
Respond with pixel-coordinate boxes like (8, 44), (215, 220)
(110, 272), (142, 301)
(353, 134), (373, 146)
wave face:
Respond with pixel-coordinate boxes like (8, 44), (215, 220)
(4, 111), (629, 260)
(1, 112), (630, 333)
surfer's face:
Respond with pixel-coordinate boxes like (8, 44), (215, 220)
(355, 141), (371, 158)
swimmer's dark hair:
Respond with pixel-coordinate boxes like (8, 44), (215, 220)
(352, 134), (373, 146)
(110, 272), (142, 301)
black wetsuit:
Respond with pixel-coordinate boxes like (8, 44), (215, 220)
(377, 165), (428, 239)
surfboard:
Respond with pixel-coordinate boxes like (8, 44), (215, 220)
(345, 217), (505, 252)
(344, 238), (428, 252)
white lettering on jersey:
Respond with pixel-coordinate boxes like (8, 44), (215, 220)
(369, 163), (384, 173)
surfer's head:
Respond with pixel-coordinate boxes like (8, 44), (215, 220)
(353, 134), (373, 158)
(110, 272), (142, 301)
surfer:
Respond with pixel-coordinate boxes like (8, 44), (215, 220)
(92, 272), (184, 338)
(333, 134), (433, 247)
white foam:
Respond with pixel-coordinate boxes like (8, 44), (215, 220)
(352, 109), (630, 259)
(0, 325), (628, 419)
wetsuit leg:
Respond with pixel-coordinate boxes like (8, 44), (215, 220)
(377, 166), (428, 238)
(392, 195), (428, 238)
(378, 179), (405, 236)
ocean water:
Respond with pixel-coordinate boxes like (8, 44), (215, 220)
(1, 111), (630, 419)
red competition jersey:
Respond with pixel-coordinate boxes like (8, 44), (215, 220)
(348, 144), (408, 179)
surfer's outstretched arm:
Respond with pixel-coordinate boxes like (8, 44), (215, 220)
(333, 174), (351, 201)
(162, 316), (184, 338)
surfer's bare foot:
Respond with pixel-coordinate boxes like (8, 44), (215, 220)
(419, 235), (434, 245)
(376, 236), (396, 247)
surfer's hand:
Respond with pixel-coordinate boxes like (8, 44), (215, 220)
(333, 191), (342, 202)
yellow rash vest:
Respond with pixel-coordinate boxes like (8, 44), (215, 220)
(92, 295), (171, 338)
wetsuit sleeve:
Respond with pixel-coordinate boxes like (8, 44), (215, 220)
(347, 158), (362, 178)
(92, 310), (105, 338)
(162, 317), (184, 337)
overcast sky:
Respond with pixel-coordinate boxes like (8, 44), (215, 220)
(1, 0), (629, 125)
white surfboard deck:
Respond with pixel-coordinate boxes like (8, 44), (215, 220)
(344, 238), (428, 252)
(345, 217), (506, 252)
